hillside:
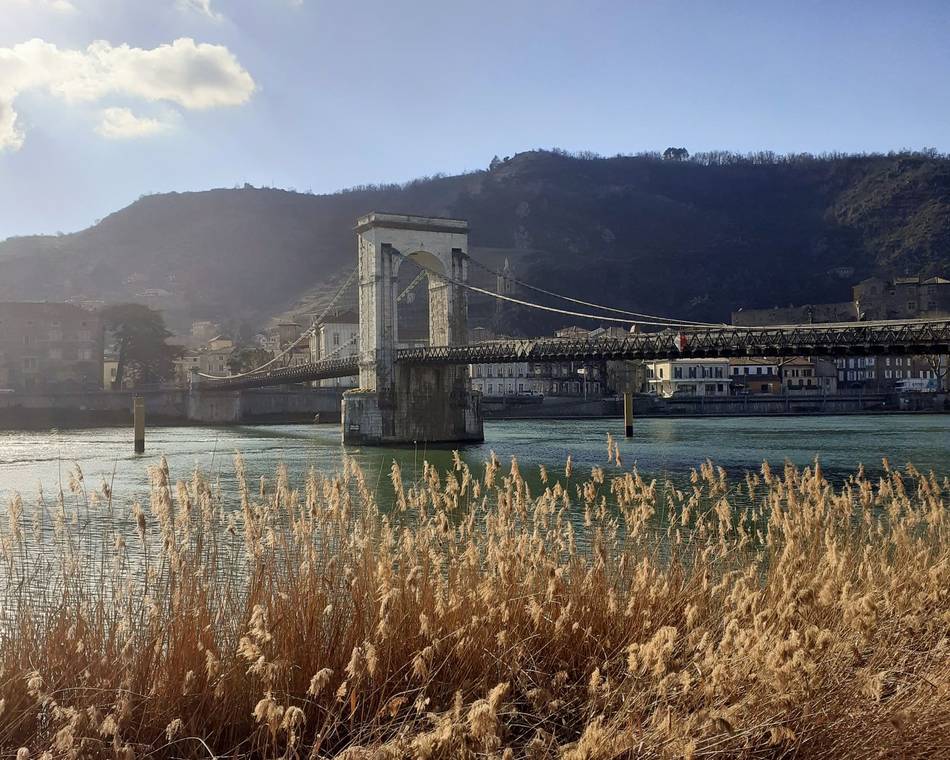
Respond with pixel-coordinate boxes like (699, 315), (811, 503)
(1, 150), (948, 336)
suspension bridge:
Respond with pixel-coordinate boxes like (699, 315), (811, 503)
(196, 213), (950, 445)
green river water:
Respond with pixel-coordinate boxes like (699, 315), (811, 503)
(1, 415), (948, 507)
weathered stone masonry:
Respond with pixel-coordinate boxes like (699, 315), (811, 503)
(342, 213), (484, 445)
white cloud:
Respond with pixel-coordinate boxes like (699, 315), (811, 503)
(176, 0), (302, 20)
(0, 37), (255, 150)
(0, 100), (24, 151)
(175, 0), (222, 21)
(96, 107), (173, 139)
(3, 0), (77, 13)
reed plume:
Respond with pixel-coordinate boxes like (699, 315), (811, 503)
(0, 452), (947, 758)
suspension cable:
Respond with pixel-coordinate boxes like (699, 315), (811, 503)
(402, 251), (950, 333)
(397, 269), (428, 303)
(391, 250), (717, 328)
(463, 254), (727, 327)
(197, 268), (357, 379)
(316, 332), (358, 361)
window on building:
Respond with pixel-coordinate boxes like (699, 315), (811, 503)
(674, 367), (683, 379)
(333, 333), (340, 346)
(688, 367), (697, 379)
(756, 367), (762, 375)
(49, 348), (62, 360)
(487, 384), (492, 394)
(487, 366), (493, 377)
(518, 383), (523, 393)
(23, 357), (37, 370)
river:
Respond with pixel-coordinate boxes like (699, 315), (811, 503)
(1, 415), (948, 507)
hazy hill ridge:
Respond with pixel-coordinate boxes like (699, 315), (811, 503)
(2, 149), (947, 334)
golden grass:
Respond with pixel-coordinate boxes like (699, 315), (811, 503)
(0, 449), (948, 758)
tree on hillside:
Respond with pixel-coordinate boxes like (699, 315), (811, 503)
(101, 304), (180, 388)
(663, 147), (689, 161)
(228, 346), (274, 374)
(489, 155), (502, 171)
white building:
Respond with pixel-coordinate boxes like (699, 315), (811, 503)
(469, 362), (532, 396)
(469, 361), (603, 398)
(646, 358), (731, 397)
(311, 319), (359, 388)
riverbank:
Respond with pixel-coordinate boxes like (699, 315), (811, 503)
(0, 387), (344, 430)
(2, 388), (945, 430)
(482, 391), (949, 419)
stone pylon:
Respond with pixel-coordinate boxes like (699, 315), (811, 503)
(342, 213), (483, 445)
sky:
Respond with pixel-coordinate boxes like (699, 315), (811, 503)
(1, 0), (949, 240)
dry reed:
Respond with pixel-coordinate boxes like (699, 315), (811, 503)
(0, 451), (947, 758)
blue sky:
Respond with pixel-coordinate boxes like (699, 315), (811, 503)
(1, 0), (948, 240)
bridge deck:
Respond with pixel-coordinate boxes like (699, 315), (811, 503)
(199, 356), (359, 390)
(199, 320), (950, 390)
(398, 321), (950, 364)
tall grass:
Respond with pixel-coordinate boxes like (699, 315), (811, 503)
(0, 450), (947, 758)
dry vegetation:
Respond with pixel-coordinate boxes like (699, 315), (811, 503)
(0, 445), (948, 758)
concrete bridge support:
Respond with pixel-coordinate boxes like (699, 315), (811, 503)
(342, 213), (483, 445)
(186, 390), (244, 423)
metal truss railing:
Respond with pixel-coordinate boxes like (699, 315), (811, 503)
(395, 321), (950, 365)
(198, 356), (359, 391)
(196, 320), (950, 390)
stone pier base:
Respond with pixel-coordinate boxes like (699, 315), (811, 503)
(342, 366), (483, 446)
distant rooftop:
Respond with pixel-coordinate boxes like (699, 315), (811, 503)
(318, 309), (359, 325)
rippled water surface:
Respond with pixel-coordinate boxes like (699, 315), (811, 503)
(1, 415), (948, 505)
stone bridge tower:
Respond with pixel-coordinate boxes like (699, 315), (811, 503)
(341, 213), (484, 445)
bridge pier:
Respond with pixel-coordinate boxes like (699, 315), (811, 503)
(186, 389), (244, 423)
(342, 366), (482, 446)
(342, 212), (484, 446)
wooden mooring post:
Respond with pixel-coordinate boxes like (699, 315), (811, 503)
(133, 396), (145, 453)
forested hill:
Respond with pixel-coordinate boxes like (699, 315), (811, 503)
(1, 149), (948, 335)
